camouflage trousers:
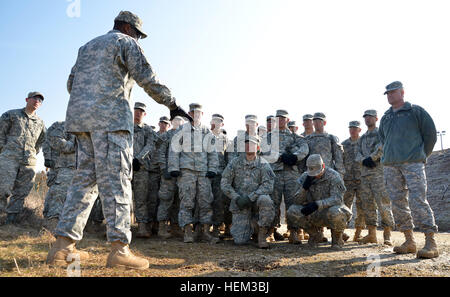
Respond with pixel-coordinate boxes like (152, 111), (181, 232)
(148, 170), (161, 223)
(360, 173), (395, 228)
(343, 180), (365, 229)
(272, 168), (301, 229)
(287, 204), (352, 232)
(43, 167), (74, 219)
(211, 174), (232, 227)
(0, 154), (35, 214)
(132, 169), (150, 223)
(177, 169), (213, 228)
(157, 175), (180, 223)
(55, 131), (133, 244)
(230, 194), (275, 244)
(384, 163), (438, 233)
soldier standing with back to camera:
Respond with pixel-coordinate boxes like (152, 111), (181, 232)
(46, 11), (192, 270)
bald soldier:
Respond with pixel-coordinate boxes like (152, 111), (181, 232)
(287, 154), (352, 249)
(47, 11), (192, 270)
(0, 92), (46, 224)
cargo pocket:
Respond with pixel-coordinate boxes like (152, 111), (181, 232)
(107, 132), (133, 205)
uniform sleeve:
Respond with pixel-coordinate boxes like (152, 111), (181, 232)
(0, 111), (11, 152)
(378, 116), (386, 145)
(355, 137), (364, 163)
(292, 135), (309, 162)
(316, 173), (346, 210)
(294, 174), (308, 205)
(121, 39), (176, 110)
(331, 136), (345, 176)
(48, 127), (75, 154)
(416, 106), (437, 157)
(35, 125), (47, 154)
(247, 163), (275, 202)
(220, 161), (241, 201)
(67, 47), (82, 94)
(206, 132), (219, 173)
(157, 132), (170, 171)
(167, 130), (181, 172)
(136, 128), (157, 164)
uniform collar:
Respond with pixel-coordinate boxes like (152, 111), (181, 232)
(385, 101), (412, 114)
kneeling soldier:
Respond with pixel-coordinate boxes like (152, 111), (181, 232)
(221, 135), (276, 248)
(287, 154), (352, 249)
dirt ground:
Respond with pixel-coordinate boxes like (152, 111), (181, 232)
(0, 223), (448, 277)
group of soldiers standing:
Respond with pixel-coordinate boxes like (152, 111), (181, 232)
(0, 11), (440, 271)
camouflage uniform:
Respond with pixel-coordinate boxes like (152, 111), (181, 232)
(157, 128), (180, 223)
(221, 155), (275, 244)
(306, 132), (345, 177)
(211, 131), (231, 228)
(132, 122), (157, 223)
(0, 108), (46, 214)
(56, 28), (176, 244)
(356, 128), (395, 228)
(147, 131), (163, 224)
(261, 128), (309, 229)
(42, 121), (76, 219)
(341, 137), (365, 229)
(379, 101), (438, 233)
(287, 168), (352, 232)
(168, 122), (218, 227)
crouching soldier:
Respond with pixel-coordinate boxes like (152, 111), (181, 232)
(287, 154), (352, 249)
(221, 135), (276, 249)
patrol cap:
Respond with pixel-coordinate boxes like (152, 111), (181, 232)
(384, 81), (403, 95)
(276, 110), (289, 118)
(313, 112), (326, 121)
(288, 121), (297, 127)
(212, 114), (224, 121)
(244, 134), (260, 145)
(266, 115), (275, 121)
(115, 11), (148, 39)
(134, 102), (146, 112)
(150, 125), (156, 130)
(306, 154), (325, 177)
(27, 91), (44, 101)
(348, 121), (361, 128)
(189, 103), (202, 112)
(303, 114), (313, 121)
(159, 116), (170, 124)
(245, 114), (258, 123)
(363, 110), (377, 118)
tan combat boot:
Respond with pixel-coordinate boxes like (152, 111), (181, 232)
(303, 231), (310, 240)
(158, 221), (171, 239)
(331, 229), (344, 249)
(306, 228), (321, 247)
(383, 227), (393, 246)
(106, 241), (149, 270)
(46, 236), (90, 266)
(353, 227), (363, 242)
(184, 224), (194, 243)
(318, 227), (328, 243)
(273, 228), (284, 241)
(359, 225), (378, 244)
(417, 233), (439, 259)
(136, 222), (151, 238)
(267, 227), (275, 242)
(297, 229), (305, 241)
(288, 229), (301, 244)
(202, 224), (219, 243)
(258, 227), (270, 249)
(393, 230), (417, 254)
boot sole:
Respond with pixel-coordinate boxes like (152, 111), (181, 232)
(106, 264), (149, 270)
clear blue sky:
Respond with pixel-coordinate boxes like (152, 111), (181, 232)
(1, 1), (449, 171)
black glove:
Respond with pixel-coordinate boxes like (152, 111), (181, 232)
(163, 169), (172, 180)
(362, 157), (377, 168)
(170, 170), (181, 178)
(302, 175), (316, 191)
(206, 171), (216, 179)
(301, 202), (319, 216)
(132, 158), (141, 171)
(236, 195), (252, 210)
(280, 153), (297, 166)
(44, 159), (54, 168)
(170, 105), (193, 123)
